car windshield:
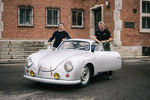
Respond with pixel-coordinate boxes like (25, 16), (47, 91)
(57, 41), (90, 51)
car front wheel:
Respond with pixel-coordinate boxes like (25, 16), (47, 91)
(80, 65), (91, 87)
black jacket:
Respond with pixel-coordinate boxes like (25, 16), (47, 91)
(48, 30), (71, 48)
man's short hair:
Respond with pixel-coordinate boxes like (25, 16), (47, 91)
(98, 21), (104, 26)
(58, 23), (64, 26)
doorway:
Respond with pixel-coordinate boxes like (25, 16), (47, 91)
(90, 5), (103, 38)
(94, 7), (102, 32)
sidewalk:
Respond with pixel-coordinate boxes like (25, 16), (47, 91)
(122, 56), (150, 63)
(122, 56), (150, 60)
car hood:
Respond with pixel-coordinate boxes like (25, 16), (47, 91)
(38, 50), (87, 71)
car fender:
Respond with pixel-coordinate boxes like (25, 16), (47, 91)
(59, 53), (95, 80)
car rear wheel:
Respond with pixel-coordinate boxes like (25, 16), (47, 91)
(80, 65), (91, 87)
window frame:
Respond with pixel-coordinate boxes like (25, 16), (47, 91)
(46, 8), (59, 27)
(18, 6), (33, 27)
(71, 9), (84, 28)
(140, 0), (150, 33)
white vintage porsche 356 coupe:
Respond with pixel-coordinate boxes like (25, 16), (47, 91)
(24, 39), (121, 87)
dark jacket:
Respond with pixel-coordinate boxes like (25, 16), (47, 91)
(48, 30), (71, 48)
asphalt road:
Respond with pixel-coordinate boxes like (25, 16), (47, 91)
(0, 59), (150, 100)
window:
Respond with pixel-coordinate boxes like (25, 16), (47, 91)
(72, 10), (84, 28)
(140, 0), (150, 32)
(18, 7), (33, 26)
(46, 9), (59, 27)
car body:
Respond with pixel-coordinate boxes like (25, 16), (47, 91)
(24, 39), (122, 87)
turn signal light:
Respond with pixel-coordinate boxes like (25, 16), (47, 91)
(30, 70), (35, 77)
(54, 73), (60, 79)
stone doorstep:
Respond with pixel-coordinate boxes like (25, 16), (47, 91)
(0, 48), (47, 53)
(0, 55), (28, 59)
(0, 51), (35, 55)
(0, 44), (9, 47)
(0, 59), (26, 64)
(0, 51), (8, 55)
(0, 45), (46, 48)
(8, 52), (33, 55)
(0, 40), (47, 46)
(0, 48), (10, 51)
(0, 40), (47, 64)
(0, 40), (48, 46)
(11, 55), (28, 59)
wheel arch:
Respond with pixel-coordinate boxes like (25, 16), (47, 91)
(86, 63), (94, 77)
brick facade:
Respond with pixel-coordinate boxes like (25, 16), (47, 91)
(89, 0), (115, 34)
(1, 0), (150, 47)
(121, 0), (150, 46)
(2, 0), (90, 40)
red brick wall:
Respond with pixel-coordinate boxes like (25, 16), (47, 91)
(2, 0), (150, 47)
(121, 0), (150, 46)
(2, 0), (90, 40)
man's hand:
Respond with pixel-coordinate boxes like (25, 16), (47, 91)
(62, 38), (66, 41)
(48, 42), (52, 46)
(101, 40), (106, 43)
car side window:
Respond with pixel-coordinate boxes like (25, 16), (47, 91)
(78, 42), (90, 51)
(91, 45), (96, 52)
(103, 42), (116, 51)
(91, 42), (104, 52)
(91, 42), (116, 52)
(95, 44), (104, 51)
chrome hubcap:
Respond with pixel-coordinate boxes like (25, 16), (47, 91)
(81, 66), (90, 84)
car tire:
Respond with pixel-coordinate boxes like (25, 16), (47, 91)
(79, 65), (91, 87)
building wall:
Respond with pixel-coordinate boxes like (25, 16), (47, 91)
(89, 0), (143, 57)
(2, 0), (150, 47)
(0, 0), (3, 39)
(121, 0), (150, 46)
(2, 0), (90, 39)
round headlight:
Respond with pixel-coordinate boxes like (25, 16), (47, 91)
(26, 58), (33, 68)
(64, 62), (74, 72)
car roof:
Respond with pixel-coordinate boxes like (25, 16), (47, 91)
(65, 38), (95, 44)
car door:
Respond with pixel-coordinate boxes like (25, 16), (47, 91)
(94, 44), (118, 72)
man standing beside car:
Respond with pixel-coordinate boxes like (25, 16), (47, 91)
(48, 23), (71, 49)
(93, 21), (113, 51)
(93, 21), (113, 79)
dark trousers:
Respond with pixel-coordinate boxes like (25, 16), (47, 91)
(102, 42), (110, 51)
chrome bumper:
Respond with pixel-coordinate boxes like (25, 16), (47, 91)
(24, 75), (81, 85)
